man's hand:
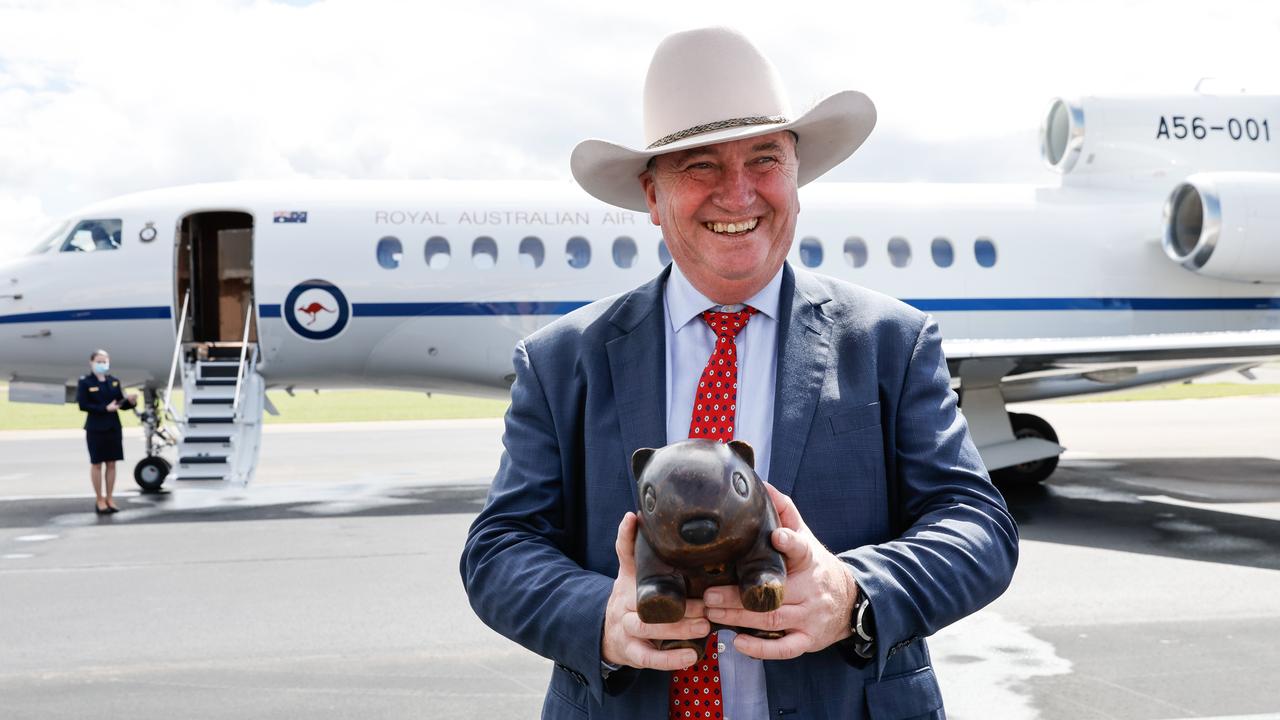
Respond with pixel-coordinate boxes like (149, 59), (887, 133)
(602, 512), (709, 670)
(106, 400), (119, 411)
(704, 484), (858, 660)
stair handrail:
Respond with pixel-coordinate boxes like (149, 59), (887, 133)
(164, 289), (191, 423)
(232, 301), (255, 417)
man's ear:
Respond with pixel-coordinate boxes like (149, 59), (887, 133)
(639, 167), (662, 226)
(631, 447), (656, 481)
(727, 440), (755, 469)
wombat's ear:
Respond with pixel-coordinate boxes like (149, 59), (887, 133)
(631, 447), (657, 480)
(727, 440), (755, 469)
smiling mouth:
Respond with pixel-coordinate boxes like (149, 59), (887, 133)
(703, 218), (759, 235)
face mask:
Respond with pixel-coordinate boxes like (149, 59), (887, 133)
(93, 362), (109, 374)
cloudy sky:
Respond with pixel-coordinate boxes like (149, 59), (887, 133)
(1, 0), (1277, 260)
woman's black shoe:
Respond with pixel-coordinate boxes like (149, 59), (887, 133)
(95, 505), (109, 515)
(105, 504), (120, 513)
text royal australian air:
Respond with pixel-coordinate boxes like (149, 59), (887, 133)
(373, 209), (639, 226)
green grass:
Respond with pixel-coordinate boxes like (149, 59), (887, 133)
(1065, 383), (1280, 403)
(3, 379), (1277, 431)
(0, 385), (508, 432)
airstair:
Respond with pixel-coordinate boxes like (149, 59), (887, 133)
(162, 295), (265, 486)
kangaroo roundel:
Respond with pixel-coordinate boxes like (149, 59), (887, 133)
(284, 279), (350, 340)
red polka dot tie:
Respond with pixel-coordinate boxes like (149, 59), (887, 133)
(671, 305), (756, 720)
(687, 307), (756, 441)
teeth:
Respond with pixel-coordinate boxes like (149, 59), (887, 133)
(704, 218), (758, 234)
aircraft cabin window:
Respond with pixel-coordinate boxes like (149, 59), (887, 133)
(931, 237), (954, 268)
(472, 236), (498, 269)
(843, 237), (868, 268)
(59, 219), (122, 253)
(612, 236), (638, 269)
(799, 237), (823, 268)
(566, 236), (591, 269)
(658, 239), (672, 266)
(519, 236), (545, 268)
(425, 236), (451, 270)
(975, 237), (998, 268)
(376, 236), (403, 269)
(888, 237), (911, 268)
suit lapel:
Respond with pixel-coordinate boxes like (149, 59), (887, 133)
(606, 268), (671, 496)
(767, 265), (833, 496)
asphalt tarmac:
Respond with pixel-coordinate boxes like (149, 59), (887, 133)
(2, 397), (1279, 719)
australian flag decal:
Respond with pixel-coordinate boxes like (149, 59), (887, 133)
(274, 211), (308, 224)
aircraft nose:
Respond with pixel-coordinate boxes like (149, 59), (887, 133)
(679, 517), (719, 546)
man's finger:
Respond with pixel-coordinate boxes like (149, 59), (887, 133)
(614, 512), (637, 577)
(705, 603), (806, 632)
(764, 482), (806, 533)
(771, 527), (814, 572)
(733, 630), (813, 661)
(623, 611), (710, 641)
(683, 598), (707, 619)
(702, 585), (744, 609)
(626, 639), (699, 671)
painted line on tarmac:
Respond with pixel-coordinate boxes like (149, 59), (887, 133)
(1150, 715), (1280, 720)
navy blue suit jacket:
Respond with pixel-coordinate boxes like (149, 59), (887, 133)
(76, 374), (125, 432)
(460, 264), (1018, 719)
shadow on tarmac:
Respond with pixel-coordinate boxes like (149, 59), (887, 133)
(1003, 457), (1280, 571)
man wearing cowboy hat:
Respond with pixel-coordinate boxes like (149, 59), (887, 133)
(461, 27), (1017, 719)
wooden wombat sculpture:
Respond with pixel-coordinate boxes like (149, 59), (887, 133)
(631, 439), (787, 657)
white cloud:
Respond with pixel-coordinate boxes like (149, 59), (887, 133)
(1, 0), (1278, 260)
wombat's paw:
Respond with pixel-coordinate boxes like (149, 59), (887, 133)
(741, 576), (784, 612)
(637, 585), (685, 624)
(659, 637), (707, 661)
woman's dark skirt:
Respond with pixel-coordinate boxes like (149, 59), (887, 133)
(86, 427), (124, 464)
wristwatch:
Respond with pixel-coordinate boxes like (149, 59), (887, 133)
(850, 594), (876, 659)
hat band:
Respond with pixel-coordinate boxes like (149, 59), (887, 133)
(646, 115), (789, 150)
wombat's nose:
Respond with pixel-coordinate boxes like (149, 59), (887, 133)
(679, 517), (719, 545)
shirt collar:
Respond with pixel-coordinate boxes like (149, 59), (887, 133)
(665, 261), (784, 334)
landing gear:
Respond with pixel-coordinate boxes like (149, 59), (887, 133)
(992, 412), (1059, 487)
(134, 456), (171, 493)
(132, 386), (176, 493)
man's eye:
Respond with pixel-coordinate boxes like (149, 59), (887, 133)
(754, 156), (778, 165)
(686, 162), (714, 171)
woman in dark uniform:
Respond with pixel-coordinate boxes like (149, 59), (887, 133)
(76, 349), (136, 514)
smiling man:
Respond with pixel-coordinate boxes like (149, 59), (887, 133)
(461, 27), (1018, 719)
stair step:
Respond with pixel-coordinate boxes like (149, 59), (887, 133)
(182, 436), (231, 444)
(175, 474), (226, 481)
(206, 346), (245, 359)
(191, 397), (234, 405)
(200, 365), (239, 378)
(188, 416), (235, 424)
(180, 456), (228, 464)
(196, 379), (237, 387)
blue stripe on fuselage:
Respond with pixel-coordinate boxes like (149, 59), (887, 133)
(5, 297), (1280, 325)
(0, 306), (171, 324)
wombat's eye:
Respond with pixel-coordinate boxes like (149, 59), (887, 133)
(732, 472), (749, 497)
(643, 486), (657, 513)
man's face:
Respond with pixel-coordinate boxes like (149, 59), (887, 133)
(641, 131), (799, 304)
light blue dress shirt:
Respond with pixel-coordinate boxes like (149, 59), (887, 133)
(664, 262), (783, 720)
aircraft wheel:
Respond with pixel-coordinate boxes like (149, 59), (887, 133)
(992, 412), (1060, 486)
(134, 456), (171, 493)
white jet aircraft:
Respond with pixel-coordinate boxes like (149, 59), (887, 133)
(2, 94), (1279, 492)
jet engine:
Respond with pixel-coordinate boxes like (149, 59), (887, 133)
(1040, 95), (1280, 180)
(1162, 171), (1280, 283)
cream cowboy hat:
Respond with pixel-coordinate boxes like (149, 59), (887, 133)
(570, 26), (877, 212)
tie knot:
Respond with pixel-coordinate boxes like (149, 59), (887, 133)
(701, 305), (757, 339)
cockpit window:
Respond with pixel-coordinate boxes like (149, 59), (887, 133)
(59, 219), (122, 253)
(28, 219), (72, 255)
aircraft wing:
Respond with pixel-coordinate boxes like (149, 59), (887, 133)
(943, 329), (1280, 374)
